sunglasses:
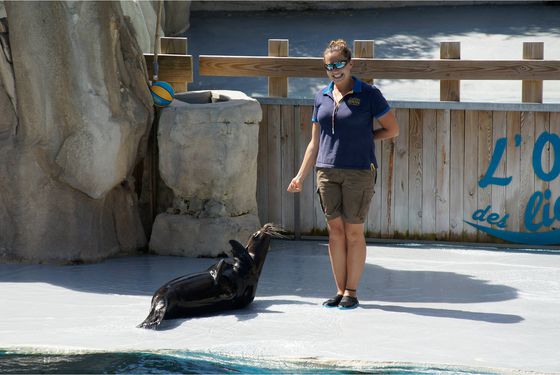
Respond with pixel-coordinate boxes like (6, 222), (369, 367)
(324, 60), (348, 71)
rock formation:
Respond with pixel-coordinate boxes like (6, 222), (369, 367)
(0, 1), (158, 263)
(121, 1), (191, 53)
(150, 90), (262, 257)
(0, 0), (259, 263)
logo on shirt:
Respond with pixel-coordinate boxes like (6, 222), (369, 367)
(347, 97), (361, 106)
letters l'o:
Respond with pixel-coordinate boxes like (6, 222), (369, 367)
(533, 132), (560, 182)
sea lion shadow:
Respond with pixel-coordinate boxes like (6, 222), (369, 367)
(154, 298), (311, 330)
(214, 298), (313, 323)
(234, 298), (315, 321)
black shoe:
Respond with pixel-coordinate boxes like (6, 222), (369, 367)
(322, 294), (343, 308)
(338, 295), (359, 309)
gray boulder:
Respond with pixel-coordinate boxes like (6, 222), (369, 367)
(0, 1), (153, 263)
(151, 90), (262, 256)
(150, 213), (260, 257)
(158, 90), (262, 216)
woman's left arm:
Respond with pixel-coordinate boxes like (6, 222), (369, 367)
(373, 110), (399, 141)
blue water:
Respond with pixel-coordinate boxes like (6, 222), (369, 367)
(0, 350), (498, 374)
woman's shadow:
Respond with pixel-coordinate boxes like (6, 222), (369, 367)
(255, 243), (523, 324)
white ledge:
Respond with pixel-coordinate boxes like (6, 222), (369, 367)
(256, 97), (560, 112)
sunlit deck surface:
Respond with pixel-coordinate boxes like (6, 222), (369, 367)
(1, 240), (559, 373)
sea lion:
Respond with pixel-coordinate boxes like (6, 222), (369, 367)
(137, 223), (281, 329)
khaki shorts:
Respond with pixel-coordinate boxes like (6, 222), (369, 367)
(316, 167), (377, 224)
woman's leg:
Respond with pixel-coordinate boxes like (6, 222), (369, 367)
(343, 222), (366, 297)
(327, 216), (347, 295)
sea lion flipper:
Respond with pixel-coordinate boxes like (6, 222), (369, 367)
(137, 298), (167, 330)
(208, 259), (234, 285)
(229, 240), (248, 257)
(229, 240), (253, 266)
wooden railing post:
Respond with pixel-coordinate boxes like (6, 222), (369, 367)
(440, 41), (461, 101)
(268, 39), (289, 97)
(522, 42), (544, 103)
(160, 37), (188, 93)
(353, 40), (375, 85)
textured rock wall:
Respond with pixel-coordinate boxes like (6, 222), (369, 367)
(0, 1), (155, 263)
(121, 1), (190, 53)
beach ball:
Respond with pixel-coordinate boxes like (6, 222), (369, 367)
(150, 81), (174, 107)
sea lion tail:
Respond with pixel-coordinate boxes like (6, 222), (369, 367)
(137, 299), (167, 330)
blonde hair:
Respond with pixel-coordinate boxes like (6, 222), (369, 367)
(324, 39), (352, 61)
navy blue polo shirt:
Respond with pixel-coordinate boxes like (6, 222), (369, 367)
(312, 77), (390, 169)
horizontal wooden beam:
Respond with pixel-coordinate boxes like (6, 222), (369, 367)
(199, 55), (560, 80)
(144, 53), (193, 83)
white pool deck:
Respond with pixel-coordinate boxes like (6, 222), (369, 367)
(1, 240), (559, 374)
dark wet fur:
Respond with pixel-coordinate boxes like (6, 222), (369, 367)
(137, 223), (281, 329)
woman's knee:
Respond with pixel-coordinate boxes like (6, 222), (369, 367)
(327, 218), (345, 239)
(344, 223), (365, 244)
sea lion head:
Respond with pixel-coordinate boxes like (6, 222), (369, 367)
(246, 223), (283, 277)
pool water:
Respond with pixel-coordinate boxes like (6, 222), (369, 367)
(0, 350), (499, 374)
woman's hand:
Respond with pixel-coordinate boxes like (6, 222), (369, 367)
(287, 176), (303, 192)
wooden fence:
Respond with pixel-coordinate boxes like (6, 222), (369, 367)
(147, 38), (559, 103)
(255, 98), (560, 243)
(143, 37), (560, 244)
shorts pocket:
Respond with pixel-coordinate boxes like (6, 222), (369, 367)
(356, 187), (375, 221)
(316, 187), (326, 214)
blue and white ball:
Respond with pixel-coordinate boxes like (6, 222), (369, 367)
(150, 81), (174, 107)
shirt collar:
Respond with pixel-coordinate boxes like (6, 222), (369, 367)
(322, 76), (362, 95)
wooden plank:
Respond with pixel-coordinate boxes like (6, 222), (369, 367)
(449, 110), (465, 240)
(199, 55), (560, 80)
(534, 111), (550, 232)
(408, 109), (423, 237)
(463, 110), (479, 240)
(522, 42), (544, 103)
(534, 112), (550, 194)
(354, 40), (374, 85)
(367, 126), (383, 237)
(299, 105), (315, 233)
(422, 109), (437, 237)
(267, 105), (282, 226)
(491, 111), (508, 232)
(256, 104), (269, 224)
(160, 37), (187, 54)
(393, 108), (409, 237)
(280, 105), (295, 232)
(477, 110), (493, 242)
(144, 53), (193, 82)
(381, 113), (397, 237)
(436, 109), (451, 239)
(549, 112), (560, 231)
(519, 111), (536, 232)
(505, 111), (521, 232)
(293, 107), (301, 239)
(268, 40), (289, 97)
(159, 37), (188, 92)
(440, 41), (461, 101)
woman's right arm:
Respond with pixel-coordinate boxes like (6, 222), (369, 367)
(287, 123), (320, 192)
